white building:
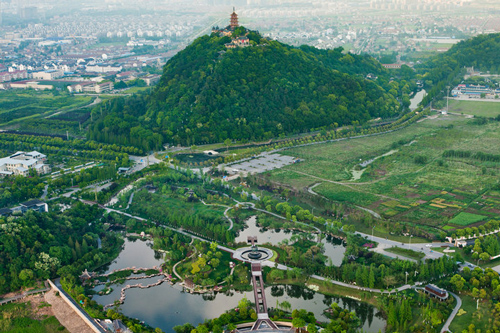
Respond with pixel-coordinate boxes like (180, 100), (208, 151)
(67, 81), (113, 94)
(85, 64), (122, 73)
(0, 151), (51, 177)
(32, 70), (64, 80)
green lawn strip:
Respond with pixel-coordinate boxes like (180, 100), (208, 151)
(385, 246), (425, 260)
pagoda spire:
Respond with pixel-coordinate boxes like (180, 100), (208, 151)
(230, 7), (239, 30)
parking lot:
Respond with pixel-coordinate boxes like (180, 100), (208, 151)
(226, 153), (298, 175)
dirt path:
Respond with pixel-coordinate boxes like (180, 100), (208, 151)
(44, 288), (93, 333)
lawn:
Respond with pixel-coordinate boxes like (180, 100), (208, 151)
(267, 114), (500, 231)
(450, 294), (490, 332)
(448, 212), (487, 226)
(448, 99), (500, 118)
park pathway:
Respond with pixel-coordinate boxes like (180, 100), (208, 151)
(441, 291), (462, 333)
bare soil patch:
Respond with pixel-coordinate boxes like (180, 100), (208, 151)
(44, 288), (92, 333)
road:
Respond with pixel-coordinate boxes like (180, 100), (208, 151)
(128, 153), (164, 173)
(441, 291), (462, 333)
(356, 231), (450, 261)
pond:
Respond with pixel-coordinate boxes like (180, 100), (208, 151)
(235, 216), (345, 267)
(410, 89), (427, 110)
(92, 239), (384, 332)
(99, 238), (164, 274)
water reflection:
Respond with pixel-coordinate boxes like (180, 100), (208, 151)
(236, 216), (346, 267)
(99, 237), (164, 274)
(93, 238), (384, 332)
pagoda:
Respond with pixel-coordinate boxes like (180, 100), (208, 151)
(230, 7), (239, 30)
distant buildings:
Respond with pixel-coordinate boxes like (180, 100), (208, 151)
(86, 63), (123, 73)
(0, 151), (51, 177)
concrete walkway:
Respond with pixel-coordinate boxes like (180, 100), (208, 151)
(441, 291), (462, 333)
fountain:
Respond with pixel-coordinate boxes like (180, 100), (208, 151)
(247, 236), (262, 259)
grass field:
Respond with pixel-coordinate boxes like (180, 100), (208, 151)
(448, 99), (500, 118)
(450, 295), (490, 332)
(268, 114), (500, 231)
(448, 212), (487, 226)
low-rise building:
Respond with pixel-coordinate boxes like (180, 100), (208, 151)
(68, 81), (113, 94)
(0, 151), (50, 176)
(20, 200), (49, 214)
(32, 70), (64, 80)
(0, 70), (28, 82)
(424, 284), (449, 301)
(3, 81), (54, 90)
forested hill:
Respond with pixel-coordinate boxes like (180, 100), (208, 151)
(418, 32), (500, 106)
(89, 32), (399, 148)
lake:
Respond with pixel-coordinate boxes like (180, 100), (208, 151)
(92, 237), (383, 332)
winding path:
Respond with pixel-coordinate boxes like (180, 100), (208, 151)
(441, 291), (462, 333)
(200, 199), (234, 230)
(307, 182), (381, 219)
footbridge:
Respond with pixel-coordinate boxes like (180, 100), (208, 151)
(250, 262), (278, 331)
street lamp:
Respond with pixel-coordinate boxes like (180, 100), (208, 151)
(405, 271), (409, 285)
(409, 235), (413, 249)
(372, 226), (375, 241)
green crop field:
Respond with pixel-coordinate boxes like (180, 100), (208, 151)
(0, 90), (93, 126)
(448, 99), (500, 118)
(448, 212), (487, 226)
(268, 113), (500, 231)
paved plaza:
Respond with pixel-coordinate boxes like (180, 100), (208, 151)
(226, 153), (298, 175)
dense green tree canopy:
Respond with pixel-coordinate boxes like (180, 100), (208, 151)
(89, 31), (399, 148)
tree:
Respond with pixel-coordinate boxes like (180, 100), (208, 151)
(224, 139), (231, 152)
(383, 275), (396, 289)
(307, 323), (318, 333)
(450, 274), (466, 292)
(19, 269), (34, 286)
